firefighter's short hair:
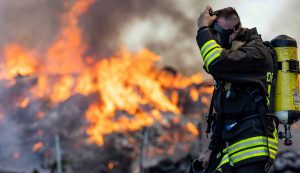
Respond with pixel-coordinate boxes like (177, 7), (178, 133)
(214, 7), (240, 23)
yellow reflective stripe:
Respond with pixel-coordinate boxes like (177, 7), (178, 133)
(269, 136), (278, 144)
(273, 128), (278, 141)
(228, 138), (278, 155)
(231, 147), (276, 164)
(268, 85), (271, 95)
(216, 154), (230, 170)
(229, 136), (278, 150)
(220, 155), (229, 166)
(269, 148), (277, 158)
(268, 140), (278, 151)
(205, 49), (222, 70)
(203, 47), (222, 62)
(202, 44), (221, 58)
(200, 40), (216, 53)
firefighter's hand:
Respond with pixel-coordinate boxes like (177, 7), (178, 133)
(198, 150), (212, 168)
(197, 6), (217, 29)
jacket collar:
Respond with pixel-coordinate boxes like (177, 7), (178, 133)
(235, 27), (261, 42)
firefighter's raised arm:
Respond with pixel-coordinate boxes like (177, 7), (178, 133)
(197, 6), (217, 28)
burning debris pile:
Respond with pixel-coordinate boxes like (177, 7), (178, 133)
(0, 56), (212, 173)
(0, 0), (213, 172)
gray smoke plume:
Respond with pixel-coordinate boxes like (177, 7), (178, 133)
(0, 0), (64, 52)
(0, 0), (299, 75)
(0, 0), (209, 74)
(0, 1), (300, 172)
(81, 0), (208, 74)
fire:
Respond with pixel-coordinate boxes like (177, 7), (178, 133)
(157, 68), (204, 89)
(32, 142), (44, 152)
(0, 44), (39, 79)
(86, 49), (204, 145)
(172, 117), (180, 124)
(107, 162), (115, 170)
(201, 96), (210, 106)
(50, 75), (75, 102)
(171, 91), (179, 105)
(19, 98), (30, 108)
(190, 87), (199, 101)
(186, 122), (199, 136)
(0, 0), (210, 147)
(45, 0), (95, 75)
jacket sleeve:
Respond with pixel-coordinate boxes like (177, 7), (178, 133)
(196, 28), (266, 77)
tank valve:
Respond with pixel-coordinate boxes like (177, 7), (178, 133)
(278, 125), (293, 146)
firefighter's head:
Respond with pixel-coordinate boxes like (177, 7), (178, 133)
(210, 7), (242, 49)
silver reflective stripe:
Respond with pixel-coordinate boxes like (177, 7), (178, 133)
(228, 138), (278, 155)
(231, 149), (267, 161)
(204, 49), (222, 65)
(201, 42), (218, 56)
(216, 154), (230, 169)
(231, 148), (276, 163)
(268, 139), (278, 148)
(200, 40), (216, 53)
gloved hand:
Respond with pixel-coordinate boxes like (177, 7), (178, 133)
(197, 6), (217, 29)
(198, 150), (212, 168)
(190, 150), (212, 173)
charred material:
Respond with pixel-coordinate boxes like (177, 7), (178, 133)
(0, 75), (210, 173)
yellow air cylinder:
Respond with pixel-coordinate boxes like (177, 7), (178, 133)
(271, 35), (300, 124)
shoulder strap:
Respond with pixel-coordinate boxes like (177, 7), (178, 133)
(246, 86), (268, 114)
(205, 89), (215, 137)
(263, 41), (278, 113)
(205, 81), (224, 137)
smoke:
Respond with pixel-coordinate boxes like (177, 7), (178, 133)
(0, 0), (299, 75)
(0, 0), (64, 52)
(0, 80), (41, 172)
(0, 2), (300, 171)
(0, 113), (42, 172)
(0, 0), (210, 75)
(81, 0), (209, 74)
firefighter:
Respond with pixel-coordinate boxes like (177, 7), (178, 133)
(194, 6), (278, 173)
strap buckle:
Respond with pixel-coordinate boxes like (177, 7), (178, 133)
(247, 87), (263, 103)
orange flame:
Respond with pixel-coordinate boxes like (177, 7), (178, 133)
(107, 162), (115, 170)
(190, 87), (199, 101)
(0, 0), (210, 146)
(172, 117), (180, 124)
(45, 0), (95, 75)
(186, 122), (199, 136)
(85, 49), (185, 145)
(50, 75), (75, 102)
(171, 91), (179, 105)
(201, 96), (210, 106)
(0, 44), (39, 79)
(19, 98), (30, 108)
(32, 142), (44, 152)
